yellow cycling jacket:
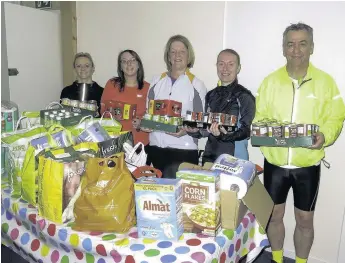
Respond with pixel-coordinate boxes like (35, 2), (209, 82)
(254, 63), (345, 167)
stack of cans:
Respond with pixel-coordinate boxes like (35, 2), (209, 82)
(143, 113), (183, 126)
(61, 98), (97, 112)
(251, 119), (319, 138)
(183, 111), (238, 131)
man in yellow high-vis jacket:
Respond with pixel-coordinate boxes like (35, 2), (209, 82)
(254, 23), (345, 263)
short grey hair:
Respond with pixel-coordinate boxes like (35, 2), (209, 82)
(163, 35), (195, 72)
(73, 52), (95, 68)
(283, 22), (314, 45)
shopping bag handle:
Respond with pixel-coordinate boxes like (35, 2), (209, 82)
(125, 142), (145, 160)
(15, 116), (31, 131)
(46, 101), (64, 109)
(132, 166), (162, 179)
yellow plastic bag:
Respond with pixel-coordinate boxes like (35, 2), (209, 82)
(22, 125), (75, 205)
(37, 144), (98, 223)
(73, 152), (136, 233)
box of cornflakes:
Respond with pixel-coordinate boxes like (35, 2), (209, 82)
(176, 164), (221, 237)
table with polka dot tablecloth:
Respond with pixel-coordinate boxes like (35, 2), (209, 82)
(1, 188), (269, 263)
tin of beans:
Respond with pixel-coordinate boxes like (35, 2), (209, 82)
(70, 100), (79, 107)
(61, 98), (71, 106)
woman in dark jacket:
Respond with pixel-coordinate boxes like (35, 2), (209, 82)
(60, 52), (103, 114)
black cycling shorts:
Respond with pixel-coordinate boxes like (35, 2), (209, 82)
(263, 159), (321, 211)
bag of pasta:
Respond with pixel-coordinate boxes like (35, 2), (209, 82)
(73, 152), (135, 233)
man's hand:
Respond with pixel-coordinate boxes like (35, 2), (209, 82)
(132, 118), (141, 129)
(208, 123), (228, 137)
(166, 129), (187, 138)
(308, 132), (325, 150)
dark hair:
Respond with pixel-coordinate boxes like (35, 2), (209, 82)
(283, 22), (314, 45)
(217, 49), (241, 65)
(111, 50), (145, 92)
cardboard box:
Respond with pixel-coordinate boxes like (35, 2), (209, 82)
(176, 163), (221, 237)
(102, 101), (137, 121)
(251, 136), (314, 147)
(40, 108), (89, 127)
(140, 119), (180, 133)
(149, 100), (182, 117)
(178, 162), (274, 231)
(134, 177), (183, 241)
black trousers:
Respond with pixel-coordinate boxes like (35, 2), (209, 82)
(145, 145), (199, 179)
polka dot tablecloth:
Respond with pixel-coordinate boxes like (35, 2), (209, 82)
(1, 188), (269, 263)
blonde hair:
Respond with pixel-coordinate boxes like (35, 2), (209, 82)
(163, 35), (195, 71)
(73, 52), (95, 68)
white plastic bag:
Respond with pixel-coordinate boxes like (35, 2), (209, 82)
(123, 142), (147, 172)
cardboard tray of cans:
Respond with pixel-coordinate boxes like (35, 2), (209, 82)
(40, 108), (90, 127)
(183, 111), (237, 132)
(251, 121), (318, 148)
(140, 114), (183, 133)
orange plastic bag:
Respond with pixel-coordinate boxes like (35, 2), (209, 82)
(72, 152), (136, 232)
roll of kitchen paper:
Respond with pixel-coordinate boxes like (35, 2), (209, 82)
(211, 154), (256, 199)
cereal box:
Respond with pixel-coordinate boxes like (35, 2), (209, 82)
(134, 178), (183, 241)
(176, 167), (221, 236)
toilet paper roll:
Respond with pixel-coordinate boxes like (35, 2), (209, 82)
(219, 172), (255, 199)
(211, 154), (256, 199)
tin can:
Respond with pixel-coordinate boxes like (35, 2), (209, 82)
(283, 124), (291, 138)
(268, 123), (282, 137)
(143, 113), (153, 120)
(73, 113), (80, 117)
(313, 124), (319, 133)
(152, 115), (160, 122)
(289, 124), (298, 138)
(196, 112), (203, 122)
(185, 111), (193, 121)
(70, 100), (79, 107)
(191, 112), (198, 121)
(61, 98), (71, 106)
(252, 123), (268, 137)
(87, 102), (97, 111)
(203, 113), (209, 123)
(171, 117), (181, 126)
(79, 101), (88, 109)
(52, 110), (58, 115)
(61, 109), (66, 113)
(297, 124), (311, 136)
(164, 116), (171, 124)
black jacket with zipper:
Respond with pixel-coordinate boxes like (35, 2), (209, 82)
(188, 79), (256, 163)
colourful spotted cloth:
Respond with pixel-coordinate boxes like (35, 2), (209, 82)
(1, 188), (269, 263)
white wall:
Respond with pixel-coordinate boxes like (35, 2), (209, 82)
(77, 2), (345, 262)
(76, 1), (224, 90)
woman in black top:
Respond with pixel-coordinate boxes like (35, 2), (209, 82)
(60, 52), (103, 114)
